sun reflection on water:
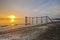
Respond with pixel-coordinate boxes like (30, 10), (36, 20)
(10, 23), (15, 29)
(9, 15), (16, 23)
(10, 19), (15, 23)
(9, 15), (16, 29)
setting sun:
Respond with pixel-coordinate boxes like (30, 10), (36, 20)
(9, 15), (16, 19)
(9, 15), (16, 23)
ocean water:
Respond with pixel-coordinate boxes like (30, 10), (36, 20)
(0, 18), (50, 32)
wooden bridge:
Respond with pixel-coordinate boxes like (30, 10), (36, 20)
(25, 16), (54, 26)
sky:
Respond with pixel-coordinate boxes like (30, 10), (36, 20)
(0, 0), (60, 18)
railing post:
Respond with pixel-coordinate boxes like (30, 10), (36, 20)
(25, 16), (28, 25)
(36, 17), (38, 24)
(46, 16), (48, 23)
(32, 17), (34, 25)
(41, 17), (43, 24)
(29, 17), (31, 25)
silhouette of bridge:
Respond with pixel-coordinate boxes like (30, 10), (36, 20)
(25, 16), (53, 25)
(23, 16), (60, 28)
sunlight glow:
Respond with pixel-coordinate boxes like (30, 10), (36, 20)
(9, 15), (16, 23)
(11, 19), (15, 22)
(9, 16), (16, 19)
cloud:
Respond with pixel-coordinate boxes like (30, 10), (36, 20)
(0, 0), (60, 17)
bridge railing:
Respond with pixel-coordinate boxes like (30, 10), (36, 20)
(25, 16), (53, 25)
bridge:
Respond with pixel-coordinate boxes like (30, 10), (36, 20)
(24, 16), (56, 26)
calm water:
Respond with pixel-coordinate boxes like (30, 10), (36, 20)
(0, 18), (25, 27)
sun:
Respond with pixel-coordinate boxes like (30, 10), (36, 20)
(9, 15), (16, 23)
(9, 15), (16, 19)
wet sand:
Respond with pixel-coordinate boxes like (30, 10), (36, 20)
(0, 22), (60, 40)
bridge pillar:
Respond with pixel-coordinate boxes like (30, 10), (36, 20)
(36, 17), (38, 24)
(41, 17), (43, 24)
(32, 17), (34, 25)
(25, 16), (28, 25)
(46, 16), (48, 23)
(29, 17), (31, 25)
